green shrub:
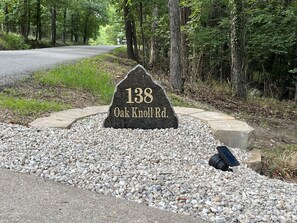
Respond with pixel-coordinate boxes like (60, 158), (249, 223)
(1, 33), (29, 50)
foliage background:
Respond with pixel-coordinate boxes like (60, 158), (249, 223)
(0, 0), (297, 100)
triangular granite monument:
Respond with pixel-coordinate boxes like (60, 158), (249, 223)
(104, 65), (178, 129)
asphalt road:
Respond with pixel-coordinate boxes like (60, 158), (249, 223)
(0, 45), (118, 87)
(0, 168), (207, 223)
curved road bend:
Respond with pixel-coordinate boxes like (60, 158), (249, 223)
(0, 45), (119, 87)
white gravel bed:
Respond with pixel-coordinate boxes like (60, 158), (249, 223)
(0, 114), (296, 223)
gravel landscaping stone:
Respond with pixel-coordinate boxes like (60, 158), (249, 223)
(0, 114), (296, 222)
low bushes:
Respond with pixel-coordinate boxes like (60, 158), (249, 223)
(0, 32), (29, 50)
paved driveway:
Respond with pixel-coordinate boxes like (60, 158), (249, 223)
(0, 45), (118, 86)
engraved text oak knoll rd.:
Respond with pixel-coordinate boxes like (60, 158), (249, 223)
(104, 65), (178, 129)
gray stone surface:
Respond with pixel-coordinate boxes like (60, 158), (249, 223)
(245, 149), (262, 173)
(208, 120), (254, 150)
(29, 106), (255, 151)
(29, 117), (74, 129)
(1, 114), (296, 222)
(0, 168), (206, 223)
(173, 107), (205, 115)
(104, 65), (178, 129)
(29, 106), (109, 129)
(189, 112), (235, 122)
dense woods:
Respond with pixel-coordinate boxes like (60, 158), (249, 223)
(1, 0), (297, 101)
(0, 0), (108, 45)
(114, 0), (297, 101)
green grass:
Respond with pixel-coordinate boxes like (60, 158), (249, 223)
(0, 93), (69, 115)
(168, 93), (215, 111)
(35, 60), (115, 104)
(111, 46), (127, 56)
(168, 93), (194, 107)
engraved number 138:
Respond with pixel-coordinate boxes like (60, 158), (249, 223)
(126, 87), (153, 104)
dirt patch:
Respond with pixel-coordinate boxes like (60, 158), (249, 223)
(0, 79), (101, 125)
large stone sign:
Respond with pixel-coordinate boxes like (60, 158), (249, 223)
(104, 65), (178, 129)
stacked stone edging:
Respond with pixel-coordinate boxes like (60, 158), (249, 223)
(29, 106), (259, 171)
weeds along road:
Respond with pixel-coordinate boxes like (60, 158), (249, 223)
(0, 45), (119, 87)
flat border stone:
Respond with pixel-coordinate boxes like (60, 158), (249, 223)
(189, 111), (235, 121)
(173, 107), (205, 115)
(29, 106), (109, 129)
(245, 149), (262, 173)
(29, 106), (254, 150)
(29, 117), (74, 129)
(50, 108), (94, 120)
(28, 106), (259, 174)
(208, 120), (254, 150)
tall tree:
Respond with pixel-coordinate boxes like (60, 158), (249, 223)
(180, 5), (191, 84)
(230, 0), (246, 99)
(62, 7), (67, 43)
(4, 2), (9, 33)
(168, 0), (182, 92)
(139, 1), (146, 66)
(82, 0), (107, 44)
(21, 0), (30, 39)
(123, 0), (136, 59)
(35, 0), (42, 41)
(51, 4), (57, 46)
(131, 18), (138, 59)
(83, 13), (91, 43)
(73, 12), (79, 42)
(148, 1), (159, 68)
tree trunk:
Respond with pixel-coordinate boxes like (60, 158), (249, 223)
(51, 5), (57, 46)
(139, 2), (146, 67)
(62, 8), (67, 44)
(83, 15), (90, 44)
(124, 0), (135, 59)
(74, 13), (79, 42)
(27, 0), (31, 38)
(149, 3), (159, 68)
(180, 6), (191, 89)
(21, 0), (29, 39)
(132, 19), (139, 60)
(4, 3), (9, 33)
(295, 81), (297, 102)
(230, 0), (247, 99)
(283, 0), (292, 7)
(169, 0), (182, 92)
(71, 14), (74, 42)
(36, 0), (42, 41)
